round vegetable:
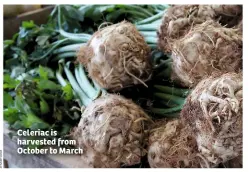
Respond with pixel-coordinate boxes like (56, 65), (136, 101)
(147, 119), (211, 168)
(158, 5), (216, 53)
(170, 20), (242, 87)
(158, 5), (242, 53)
(77, 21), (152, 91)
(72, 94), (152, 167)
(181, 72), (242, 165)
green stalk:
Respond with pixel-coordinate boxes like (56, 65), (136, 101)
(136, 11), (164, 25)
(124, 5), (154, 17)
(56, 71), (67, 87)
(151, 105), (182, 116)
(58, 5), (91, 42)
(154, 92), (185, 106)
(158, 100), (178, 108)
(75, 65), (99, 100)
(157, 5), (169, 10)
(59, 29), (91, 42)
(144, 36), (157, 44)
(154, 85), (190, 97)
(136, 23), (159, 31)
(30, 38), (69, 61)
(125, 10), (151, 19)
(53, 43), (84, 54)
(152, 19), (162, 24)
(140, 31), (157, 37)
(93, 81), (107, 95)
(63, 61), (92, 106)
(53, 52), (76, 61)
(56, 61), (79, 104)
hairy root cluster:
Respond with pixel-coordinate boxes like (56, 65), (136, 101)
(181, 72), (243, 165)
(171, 20), (242, 87)
(147, 119), (211, 168)
(158, 5), (242, 53)
(211, 5), (242, 28)
(77, 21), (152, 92)
(72, 94), (152, 168)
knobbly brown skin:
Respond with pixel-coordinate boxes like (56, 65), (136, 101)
(212, 5), (242, 16)
(212, 5), (242, 28)
(77, 21), (152, 92)
(147, 119), (211, 168)
(158, 5), (216, 53)
(158, 5), (242, 53)
(71, 94), (152, 168)
(171, 20), (242, 88)
(181, 73), (243, 166)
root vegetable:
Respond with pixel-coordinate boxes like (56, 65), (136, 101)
(72, 94), (152, 168)
(147, 119), (211, 168)
(181, 73), (242, 165)
(58, 60), (152, 167)
(158, 5), (216, 53)
(158, 5), (242, 53)
(211, 5), (242, 16)
(77, 21), (152, 91)
(170, 20), (242, 87)
(212, 5), (242, 28)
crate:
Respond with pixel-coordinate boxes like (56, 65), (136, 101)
(4, 5), (54, 40)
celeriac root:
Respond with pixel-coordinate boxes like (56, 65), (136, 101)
(171, 20), (242, 87)
(77, 21), (152, 92)
(158, 5), (242, 53)
(181, 72), (242, 165)
(147, 119), (211, 168)
(72, 94), (152, 167)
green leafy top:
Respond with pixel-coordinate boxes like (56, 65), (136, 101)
(4, 66), (79, 136)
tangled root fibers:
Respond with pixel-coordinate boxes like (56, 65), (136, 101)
(147, 119), (211, 168)
(171, 20), (242, 87)
(181, 72), (242, 165)
(72, 94), (152, 167)
(77, 21), (152, 92)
